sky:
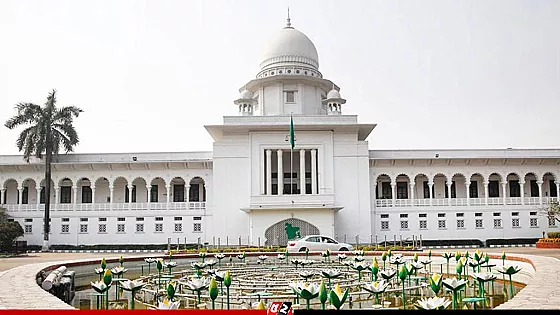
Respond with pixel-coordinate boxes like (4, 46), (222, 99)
(0, 0), (559, 155)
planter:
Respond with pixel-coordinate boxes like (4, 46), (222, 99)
(536, 238), (560, 248)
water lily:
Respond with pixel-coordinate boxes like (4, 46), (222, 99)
(94, 267), (105, 280)
(121, 280), (145, 309)
(442, 252), (454, 275)
(277, 253), (286, 260)
(318, 281), (328, 310)
(381, 252), (387, 269)
(473, 272), (497, 298)
(110, 265), (127, 300)
(363, 280), (389, 304)
(501, 252), (506, 265)
(389, 255), (406, 268)
(119, 255), (125, 267)
(337, 253), (347, 264)
(351, 261), (369, 282)
(290, 282), (320, 310)
(427, 249), (432, 259)
(158, 299), (180, 310)
(144, 258), (157, 274)
(91, 280), (109, 294)
(237, 252), (246, 263)
(379, 268), (397, 281)
(371, 257), (379, 281)
(163, 261), (178, 275)
(456, 259), (463, 279)
(497, 265), (522, 299)
(291, 259), (303, 269)
(442, 277), (468, 310)
(299, 270), (315, 280)
(258, 255), (268, 264)
(300, 259), (314, 268)
(321, 249), (331, 263)
(329, 283), (348, 310)
(413, 253), (419, 262)
(415, 297), (451, 310)
(102, 269), (112, 309)
(101, 257), (107, 270)
(214, 253), (225, 267)
(199, 251), (207, 263)
(353, 249), (365, 256)
(353, 255), (365, 262)
(183, 277), (210, 304)
(410, 261), (423, 276)
(473, 249), (483, 262)
(429, 273), (443, 296)
(320, 269), (341, 288)
(455, 251), (462, 262)
(205, 259), (217, 268)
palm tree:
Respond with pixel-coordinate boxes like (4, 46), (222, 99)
(4, 90), (83, 251)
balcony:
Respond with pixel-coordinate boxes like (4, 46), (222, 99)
(246, 194), (339, 212)
(374, 196), (559, 208)
(1, 201), (206, 212)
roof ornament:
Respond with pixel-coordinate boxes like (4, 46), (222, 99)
(286, 7), (292, 28)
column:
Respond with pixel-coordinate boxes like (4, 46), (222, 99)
(299, 149), (306, 195)
(147, 185), (151, 208)
(409, 183), (415, 205)
(428, 181), (433, 206)
(91, 187), (96, 204)
(55, 187), (60, 205)
(185, 185), (190, 203)
(128, 185), (133, 204)
(372, 183), (377, 202)
(36, 188), (41, 205)
(520, 181), (525, 205)
(502, 183), (507, 205)
(391, 182), (396, 207)
(17, 187), (23, 211)
(109, 185), (114, 210)
(484, 183), (489, 206)
(73, 186), (78, 204)
(447, 182), (452, 204)
(266, 149), (272, 195)
(166, 185), (171, 205)
(465, 181), (470, 205)
(556, 181), (560, 201)
(538, 181), (543, 205)
(0, 188), (4, 204)
(311, 149), (317, 194)
(277, 149), (283, 195)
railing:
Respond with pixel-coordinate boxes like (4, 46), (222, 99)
(432, 198), (448, 206)
(506, 197), (522, 205)
(469, 198), (485, 205)
(449, 198), (469, 206)
(393, 199), (412, 207)
(413, 199), (431, 206)
(525, 197), (540, 205)
(0, 201), (206, 212)
(488, 197), (503, 205)
(375, 199), (392, 207)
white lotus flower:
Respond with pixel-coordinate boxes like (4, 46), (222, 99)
(94, 267), (105, 275)
(214, 253), (225, 260)
(289, 282), (320, 299)
(389, 256), (406, 265)
(442, 277), (468, 291)
(410, 261), (424, 270)
(300, 259), (314, 266)
(299, 270), (315, 279)
(353, 250), (365, 256)
(337, 254), (347, 260)
(321, 269), (341, 279)
(183, 277), (211, 291)
(206, 269), (218, 276)
(91, 281), (109, 294)
(110, 266), (127, 276)
(415, 297), (451, 310)
(379, 268), (397, 280)
(120, 279), (145, 292)
(158, 298), (180, 310)
(473, 272), (497, 282)
(163, 261), (178, 269)
(191, 261), (207, 269)
(258, 255), (268, 261)
(277, 253), (286, 260)
(363, 280), (389, 294)
(353, 255), (365, 262)
(351, 261), (369, 271)
(205, 259), (217, 267)
(144, 258), (157, 263)
(213, 270), (226, 281)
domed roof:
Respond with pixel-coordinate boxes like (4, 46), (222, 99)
(238, 89), (253, 100)
(259, 24), (319, 71)
(327, 88), (341, 99)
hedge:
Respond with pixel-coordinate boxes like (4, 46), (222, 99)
(548, 232), (560, 238)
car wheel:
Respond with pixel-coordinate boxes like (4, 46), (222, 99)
(339, 247), (348, 251)
(299, 247), (307, 252)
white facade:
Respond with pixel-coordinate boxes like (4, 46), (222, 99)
(1, 18), (559, 246)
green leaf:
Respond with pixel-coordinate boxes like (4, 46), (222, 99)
(209, 278), (218, 300)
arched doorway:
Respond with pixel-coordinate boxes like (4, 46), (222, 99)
(264, 218), (320, 246)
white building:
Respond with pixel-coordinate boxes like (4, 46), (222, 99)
(1, 17), (559, 247)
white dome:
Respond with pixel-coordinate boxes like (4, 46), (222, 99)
(259, 26), (319, 71)
(327, 89), (341, 99)
(238, 89), (253, 100)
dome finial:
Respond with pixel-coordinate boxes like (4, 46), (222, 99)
(286, 7), (292, 28)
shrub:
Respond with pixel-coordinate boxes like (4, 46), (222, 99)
(548, 232), (560, 238)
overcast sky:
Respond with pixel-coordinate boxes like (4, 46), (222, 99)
(0, 0), (559, 155)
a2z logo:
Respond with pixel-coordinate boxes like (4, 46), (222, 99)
(268, 301), (292, 315)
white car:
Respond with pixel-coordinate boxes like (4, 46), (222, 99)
(286, 235), (354, 253)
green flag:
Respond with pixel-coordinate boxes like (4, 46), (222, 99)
(289, 114), (295, 149)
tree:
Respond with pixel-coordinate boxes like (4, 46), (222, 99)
(4, 90), (82, 251)
(540, 200), (560, 224)
(0, 208), (24, 253)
